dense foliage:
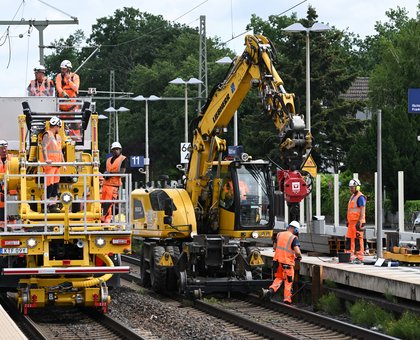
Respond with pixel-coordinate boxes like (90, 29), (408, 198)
(43, 4), (420, 209)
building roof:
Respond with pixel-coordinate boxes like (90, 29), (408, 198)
(340, 77), (369, 101)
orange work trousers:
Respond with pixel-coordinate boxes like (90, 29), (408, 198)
(269, 264), (295, 303)
(44, 166), (61, 187)
(101, 185), (119, 223)
(345, 232), (364, 261)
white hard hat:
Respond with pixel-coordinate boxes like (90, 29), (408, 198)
(60, 60), (72, 69)
(34, 64), (46, 73)
(111, 141), (122, 150)
(289, 220), (300, 229)
(0, 139), (8, 147)
(49, 116), (62, 127)
(349, 178), (361, 187)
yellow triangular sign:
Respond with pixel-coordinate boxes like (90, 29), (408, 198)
(304, 154), (316, 167)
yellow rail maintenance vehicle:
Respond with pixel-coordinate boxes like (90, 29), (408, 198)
(132, 34), (312, 297)
(0, 97), (131, 314)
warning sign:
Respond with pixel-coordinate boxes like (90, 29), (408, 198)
(302, 154), (317, 178)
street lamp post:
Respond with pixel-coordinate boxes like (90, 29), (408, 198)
(104, 106), (116, 153)
(115, 106), (129, 143)
(283, 22), (331, 130)
(133, 95), (161, 183)
(169, 77), (203, 143)
(283, 22), (331, 229)
(216, 56), (238, 146)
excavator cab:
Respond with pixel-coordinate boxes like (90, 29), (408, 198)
(218, 161), (274, 238)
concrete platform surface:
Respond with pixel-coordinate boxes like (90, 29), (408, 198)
(0, 304), (27, 339)
(260, 249), (420, 302)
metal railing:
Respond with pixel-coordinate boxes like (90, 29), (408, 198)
(1, 171), (131, 235)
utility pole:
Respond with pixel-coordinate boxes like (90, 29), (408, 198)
(108, 70), (116, 153)
(0, 19), (78, 65)
(198, 15), (208, 113)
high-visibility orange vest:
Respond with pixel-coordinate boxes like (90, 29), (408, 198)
(273, 231), (297, 266)
(41, 130), (62, 162)
(347, 191), (366, 223)
(56, 72), (80, 111)
(27, 78), (55, 96)
(0, 157), (6, 174)
(104, 155), (126, 187)
(0, 155), (10, 209)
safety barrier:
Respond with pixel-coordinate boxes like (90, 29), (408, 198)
(1, 171), (131, 235)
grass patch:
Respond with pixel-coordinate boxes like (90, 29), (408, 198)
(349, 300), (394, 330)
(203, 297), (220, 304)
(383, 289), (397, 303)
(316, 292), (342, 315)
(385, 312), (420, 340)
(323, 279), (337, 288)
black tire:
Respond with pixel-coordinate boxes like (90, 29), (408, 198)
(165, 245), (180, 291)
(150, 246), (167, 293)
(247, 246), (263, 279)
(139, 245), (151, 287)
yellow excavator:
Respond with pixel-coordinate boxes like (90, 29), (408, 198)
(131, 34), (312, 296)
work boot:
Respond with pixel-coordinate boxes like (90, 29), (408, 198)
(260, 288), (274, 300)
(48, 204), (61, 213)
(283, 300), (292, 305)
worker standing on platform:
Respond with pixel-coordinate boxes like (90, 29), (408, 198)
(42, 117), (66, 213)
(56, 60), (80, 112)
(27, 65), (55, 96)
(346, 178), (366, 264)
(0, 140), (9, 223)
(261, 220), (302, 304)
(101, 142), (127, 223)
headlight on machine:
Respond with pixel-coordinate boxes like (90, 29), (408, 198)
(61, 192), (73, 204)
(95, 237), (106, 248)
(251, 231), (259, 239)
(26, 238), (37, 248)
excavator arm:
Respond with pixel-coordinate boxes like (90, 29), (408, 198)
(186, 34), (312, 218)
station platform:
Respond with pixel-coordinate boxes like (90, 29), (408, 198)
(0, 304), (27, 339)
(261, 249), (420, 302)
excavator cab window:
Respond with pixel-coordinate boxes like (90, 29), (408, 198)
(235, 164), (273, 229)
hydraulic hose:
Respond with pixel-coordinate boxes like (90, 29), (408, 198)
(71, 254), (113, 288)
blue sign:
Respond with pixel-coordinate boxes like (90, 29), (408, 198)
(130, 155), (144, 168)
(408, 88), (420, 113)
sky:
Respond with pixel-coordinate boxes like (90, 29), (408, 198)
(0, 0), (419, 97)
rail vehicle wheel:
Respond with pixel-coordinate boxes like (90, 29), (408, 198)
(235, 246), (248, 279)
(150, 246), (167, 292)
(247, 246), (263, 279)
(177, 270), (187, 295)
(139, 246), (151, 287)
(165, 245), (180, 291)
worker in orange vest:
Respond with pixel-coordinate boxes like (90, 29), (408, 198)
(0, 140), (9, 223)
(261, 220), (302, 304)
(346, 178), (366, 264)
(55, 60), (80, 111)
(101, 142), (127, 223)
(41, 117), (66, 213)
(27, 65), (55, 96)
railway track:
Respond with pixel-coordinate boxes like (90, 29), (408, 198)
(0, 293), (145, 340)
(121, 255), (393, 339)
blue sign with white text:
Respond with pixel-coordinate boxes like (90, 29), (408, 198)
(408, 88), (420, 113)
(130, 155), (144, 168)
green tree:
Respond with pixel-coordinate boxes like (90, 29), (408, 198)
(348, 6), (420, 208)
(243, 6), (361, 172)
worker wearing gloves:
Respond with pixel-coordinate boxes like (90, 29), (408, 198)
(261, 220), (302, 304)
(27, 64), (55, 96)
(41, 117), (66, 213)
(346, 178), (366, 264)
(101, 142), (127, 224)
(55, 60), (80, 111)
